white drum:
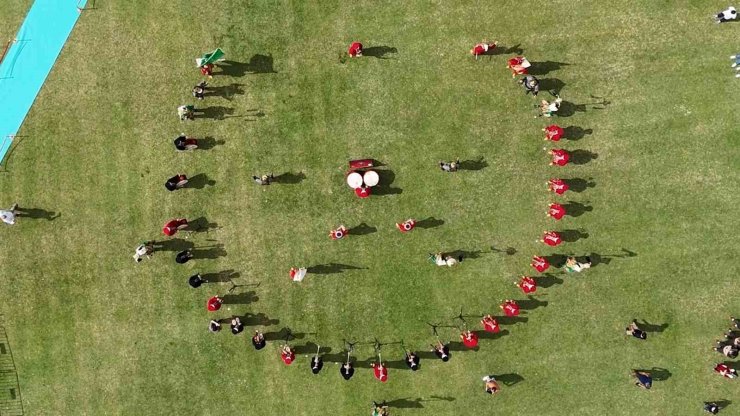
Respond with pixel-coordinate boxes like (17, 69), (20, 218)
(346, 172), (363, 188)
(363, 170), (379, 187)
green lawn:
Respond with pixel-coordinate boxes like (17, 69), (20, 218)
(1, 1), (739, 414)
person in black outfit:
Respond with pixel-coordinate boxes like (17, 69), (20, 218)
(340, 361), (355, 380)
(704, 402), (720, 414)
(208, 320), (221, 333)
(713, 340), (739, 358)
(518, 75), (540, 96)
(252, 330), (266, 350)
(188, 273), (206, 288)
(625, 320), (647, 340)
(192, 81), (207, 100)
(174, 135), (198, 151)
(405, 351), (420, 371)
(176, 249), (193, 264)
(165, 174), (188, 191)
(230, 317), (244, 335)
(310, 355), (324, 374)
(431, 340), (450, 362)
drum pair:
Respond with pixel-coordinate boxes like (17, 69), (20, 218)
(346, 170), (379, 188)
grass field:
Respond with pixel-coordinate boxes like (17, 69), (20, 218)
(1, 1), (739, 415)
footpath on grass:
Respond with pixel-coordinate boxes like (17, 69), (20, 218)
(0, 0), (87, 163)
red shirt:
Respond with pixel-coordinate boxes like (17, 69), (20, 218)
(461, 332), (479, 348)
(396, 219), (415, 232)
(714, 363), (732, 377)
(207, 296), (222, 312)
(373, 364), (388, 382)
(531, 255), (550, 272)
(355, 186), (370, 198)
(543, 231), (562, 246)
(545, 125), (564, 141)
(162, 219), (185, 236)
(548, 178), (569, 195)
(200, 64), (213, 76)
(551, 149), (570, 166)
(502, 301), (520, 317)
(348, 42), (363, 57)
(518, 276), (537, 294)
(472, 43), (489, 56)
(548, 203), (566, 220)
(481, 317), (500, 333)
(330, 227), (347, 240)
(507, 56), (528, 74)
(281, 351), (295, 365)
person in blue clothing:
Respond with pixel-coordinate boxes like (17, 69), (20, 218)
(631, 370), (652, 389)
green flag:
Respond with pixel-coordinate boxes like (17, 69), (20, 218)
(196, 48), (225, 67)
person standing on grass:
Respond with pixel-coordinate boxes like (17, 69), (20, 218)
(501, 299), (520, 317)
(704, 402), (721, 414)
(531, 255), (550, 273)
(516, 276), (537, 294)
(252, 330), (266, 350)
(200, 63), (214, 78)
(163, 218), (189, 236)
(714, 363), (737, 379)
(713, 340), (739, 358)
(188, 273), (206, 288)
(280, 345), (295, 365)
(714, 6), (737, 23)
(231, 316), (244, 335)
(431, 340), (451, 362)
(252, 173), (274, 185)
(372, 402), (390, 416)
(482, 375), (501, 395)
(481, 314), (500, 333)
(340, 361), (355, 380)
(625, 320), (647, 340)
(564, 256), (591, 273)
(177, 105), (195, 121)
(348, 42), (363, 58)
(547, 203), (566, 220)
(396, 219), (416, 233)
(470, 40), (497, 59)
(207, 295), (223, 312)
(175, 249), (193, 264)
(209, 320), (221, 333)
(548, 178), (569, 195)
(192, 81), (207, 100)
(631, 370), (652, 389)
(0, 203), (18, 225)
(405, 351), (420, 371)
(133, 241), (155, 263)
(461, 330), (479, 348)
(372, 362), (388, 382)
(329, 225), (348, 240)
(507, 56), (530, 77)
(519, 75), (540, 96)
(439, 159), (460, 172)
(544, 124), (564, 141)
(174, 134), (198, 151)
(549, 149), (570, 166)
(165, 174), (188, 191)
(541, 231), (562, 247)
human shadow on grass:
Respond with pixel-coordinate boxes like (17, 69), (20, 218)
(528, 61), (570, 76)
(199, 136), (225, 150)
(219, 55), (276, 76)
(363, 46), (398, 59)
(15, 207), (60, 221)
(448, 341), (479, 353)
(221, 290), (258, 305)
(458, 157), (488, 171)
(518, 295), (548, 311)
(487, 43), (524, 56)
(638, 367), (672, 381)
(306, 263), (366, 274)
(448, 250), (486, 261)
(707, 401), (732, 411)
(479, 329), (510, 341)
(374, 170), (403, 195)
(272, 172), (306, 184)
(556, 101), (587, 117)
(348, 223), (377, 236)
(263, 327), (308, 342)
(199, 106), (234, 120)
(543, 254), (568, 268)
(563, 178), (596, 192)
(204, 83), (245, 100)
(498, 316), (529, 326)
(383, 359), (416, 370)
(384, 398), (424, 409)
(538, 273), (564, 288)
(539, 78), (566, 95)
(153, 238), (194, 252)
(563, 126), (593, 141)
(563, 201), (593, 217)
(587, 249), (638, 267)
(192, 244), (227, 259)
(636, 320), (669, 333)
(560, 229), (589, 242)
(570, 150), (598, 165)
(241, 312), (280, 327)
(200, 269), (240, 283)
(188, 173), (216, 189)
(496, 373), (525, 386)
(189, 216), (219, 233)
(490, 245), (517, 255)
(293, 342), (332, 355)
(416, 217), (444, 229)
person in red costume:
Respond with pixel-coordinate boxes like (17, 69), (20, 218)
(547, 203), (566, 220)
(355, 185), (371, 198)
(460, 330), (479, 348)
(543, 125), (564, 141)
(516, 276), (537, 294)
(470, 40), (497, 58)
(500, 299), (520, 317)
(348, 42), (363, 58)
(372, 362), (388, 382)
(549, 149), (570, 166)
(548, 178), (569, 195)
(531, 255), (550, 272)
(280, 345), (295, 365)
(330, 225), (348, 240)
(714, 363), (737, 379)
(481, 314), (500, 333)
(206, 296), (223, 312)
(507, 56), (530, 77)
(396, 219), (416, 233)
(541, 231), (562, 246)
(200, 63), (214, 78)
(162, 218), (188, 236)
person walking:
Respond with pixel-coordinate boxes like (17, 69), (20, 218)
(231, 316), (244, 335)
(564, 256), (592, 273)
(175, 249), (193, 264)
(206, 295), (223, 312)
(188, 273), (206, 288)
(519, 75), (540, 96)
(0, 203), (18, 225)
(470, 40), (497, 59)
(348, 42), (363, 58)
(482, 375), (501, 395)
(280, 345), (295, 365)
(501, 299), (520, 317)
(632, 370), (652, 389)
(625, 320), (647, 340)
(531, 255), (550, 272)
(481, 314), (500, 333)
(431, 340), (450, 362)
(163, 218), (189, 236)
(544, 124), (564, 141)
(548, 178), (569, 195)
(461, 330), (479, 348)
(547, 203), (566, 220)
(540, 231), (562, 247)
(165, 174), (188, 191)
(133, 241), (155, 262)
(252, 330), (266, 350)
(516, 276), (537, 294)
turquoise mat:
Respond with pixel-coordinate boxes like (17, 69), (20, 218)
(0, 0), (86, 163)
